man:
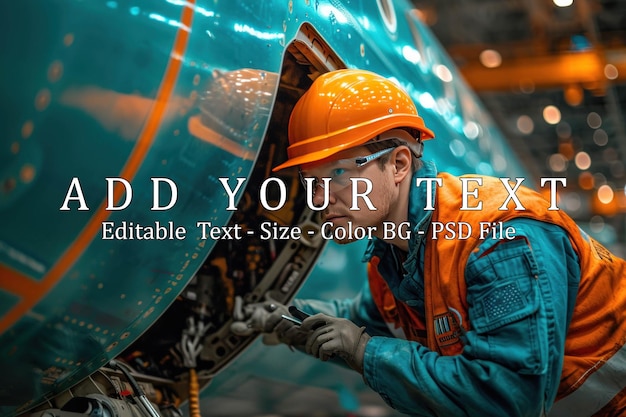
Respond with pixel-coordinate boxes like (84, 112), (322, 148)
(231, 69), (626, 416)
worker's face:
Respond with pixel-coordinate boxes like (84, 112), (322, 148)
(299, 145), (401, 244)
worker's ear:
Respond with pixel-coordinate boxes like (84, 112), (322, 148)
(391, 146), (412, 184)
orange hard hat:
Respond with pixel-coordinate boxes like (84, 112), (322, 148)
(273, 69), (434, 171)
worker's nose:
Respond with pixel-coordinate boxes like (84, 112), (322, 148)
(311, 182), (334, 208)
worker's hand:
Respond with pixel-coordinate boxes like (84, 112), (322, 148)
(270, 318), (310, 348)
(300, 314), (371, 373)
(230, 298), (310, 348)
(230, 298), (288, 336)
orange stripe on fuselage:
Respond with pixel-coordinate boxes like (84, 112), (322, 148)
(0, 264), (39, 297)
(0, 1), (196, 334)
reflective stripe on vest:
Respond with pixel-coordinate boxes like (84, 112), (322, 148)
(548, 341), (626, 416)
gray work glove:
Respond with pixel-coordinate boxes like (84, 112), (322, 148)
(300, 313), (371, 373)
(271, 317), (310, 348)
(230, 299), (287, 334)
(230, 299), (309, 347)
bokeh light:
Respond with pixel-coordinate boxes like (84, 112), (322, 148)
(479, 49), (502, 68)
(574, 151), (591, 170)
(516, 115), (534, 134)
(543, 105), (561, 124)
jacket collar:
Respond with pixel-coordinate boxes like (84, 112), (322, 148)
(406, 160), (437, 253)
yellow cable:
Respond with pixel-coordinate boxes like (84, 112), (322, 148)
(188, 368), (201, 417)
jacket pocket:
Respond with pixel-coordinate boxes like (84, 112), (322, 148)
(465, 238), (548, 375)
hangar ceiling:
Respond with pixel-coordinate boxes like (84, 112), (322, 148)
(412, 0), (626, 255)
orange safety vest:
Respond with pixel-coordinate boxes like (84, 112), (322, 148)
(368, 173), (626, 416)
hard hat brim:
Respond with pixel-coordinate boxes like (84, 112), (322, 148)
(272, 114), (434, 171)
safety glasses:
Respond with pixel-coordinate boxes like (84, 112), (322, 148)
(299, 146), (396, 195)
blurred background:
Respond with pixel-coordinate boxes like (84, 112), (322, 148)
(413, 0), (626, 257)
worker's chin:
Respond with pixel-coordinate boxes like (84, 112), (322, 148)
(324, 219), (359, 245)
(332, 236), (357, 245)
